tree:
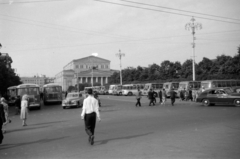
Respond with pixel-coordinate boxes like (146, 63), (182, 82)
(0, 60), (22, 97)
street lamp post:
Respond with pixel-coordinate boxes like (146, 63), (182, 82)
(116, 50), (125, 85)
(185, 17), (202, 81)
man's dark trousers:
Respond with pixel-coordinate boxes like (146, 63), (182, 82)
(84, 112), (96, 136)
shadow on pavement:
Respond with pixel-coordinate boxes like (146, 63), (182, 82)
(0, 136), (69, 150)
(7, 125), (51, 133)
(95, 132), (153, 145)
(30, 120), (68, 126)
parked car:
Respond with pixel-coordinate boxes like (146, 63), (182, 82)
(196, 88), (240, 107)
(62, 92), (84, 109)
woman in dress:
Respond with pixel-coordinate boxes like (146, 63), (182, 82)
(162, 89), (167, 105)
(20, 95), (29, 126)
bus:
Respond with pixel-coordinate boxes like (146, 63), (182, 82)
(142, 83), (163, 96)
(122, 84), (145, 96)
(201, 80), (240, 92)
(163, 82), (179, 97)
(108, 85), (118, 95)
(16, 84), (41, 109)
(7, 86), (17, 106)
(112, 85), (123, 96)
(177, 81), (201, 96)
(43, 83), (62, 105)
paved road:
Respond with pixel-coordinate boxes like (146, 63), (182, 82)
(1, 96), (240, 159)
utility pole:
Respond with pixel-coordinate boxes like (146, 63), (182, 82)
(116, 50), (125, 85)
(185, 17), (202, 81)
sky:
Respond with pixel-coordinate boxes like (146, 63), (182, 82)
(0, 0), (240, 77)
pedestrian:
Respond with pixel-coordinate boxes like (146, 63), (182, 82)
(184, 89), (189, 101)
(93, 91), (101, 107)
(153, 89), (158, 105)
(158, 89), (162, 104)
(188, 89), (193, 101)
(169, 89), (177, 106)
(20, 95), (29, 126)
(180, 90), (184, 101)
(40, 92), (43, 101)
(162, 89), (167, 105)
(15, 96), (21, 115)
(65, 91), (68, 98)
(135, 88), (142, 107)
(192, 90), (197, 102)
(1, 98), (11, 134)
(81, 89), (101, 145)
(148, 89), (155, 106)
(0, 102), (6, 144)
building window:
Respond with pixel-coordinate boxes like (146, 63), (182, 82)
(75, 65), (79, 69)
(101, 65), (104, 69)
(105, 65), (108, 69)
(80, 65), (83, 68)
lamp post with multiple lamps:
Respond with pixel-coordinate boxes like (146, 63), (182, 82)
(185, 17), (202, 81)
(116, 50), (125, 85)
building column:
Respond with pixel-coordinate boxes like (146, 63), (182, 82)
(106, 77), (108, 84)
(101, 77), (103, 86)
(80, 77), (82, 83)
(96, 77), (98, 83)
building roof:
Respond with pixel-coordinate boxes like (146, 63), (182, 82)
(73, 56), (110, 63)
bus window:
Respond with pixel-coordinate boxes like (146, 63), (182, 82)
(237, 81), (240, 86)
(212, 81), (217, 88)
(221, 81), (226, 87)
(165, 85), (169, 89)
(232, 81), (236, 86)
(201, 83), (209, 89)
(172, 83), (179, 89)
(226, 81), (231, 87)
(217, 81), (222, 87)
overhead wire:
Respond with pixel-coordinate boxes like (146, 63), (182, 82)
(117, 0), (240, 22)
(94, 0), (240, 25)
(0, 0), (68, 4)
(0, 14), (140, 40)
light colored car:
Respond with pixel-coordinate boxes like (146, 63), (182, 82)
(62, 92), (84, 109)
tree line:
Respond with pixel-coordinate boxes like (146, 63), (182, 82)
(0, 58), (22, 97)
(109, 45), (240, 84)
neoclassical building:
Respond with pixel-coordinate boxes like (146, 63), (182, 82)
(55, 56), (117, 91)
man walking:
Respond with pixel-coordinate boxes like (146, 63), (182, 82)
(169, 88), (177, 106)
(81, 89), (101, 145)
(158, 89), (162, 104)
(135, 88), (142, 107)
(148, 89), (155, 106)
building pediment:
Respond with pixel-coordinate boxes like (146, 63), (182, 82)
(73, 56), (110, 64)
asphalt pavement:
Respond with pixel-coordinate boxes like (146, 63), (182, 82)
(1, 96), (240, 159)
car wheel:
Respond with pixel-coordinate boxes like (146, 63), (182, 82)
(234, 99), (240, 107)
(128, 92), (133, 96)
(202, 99), (210, 106)
(63, 106), (66, 109)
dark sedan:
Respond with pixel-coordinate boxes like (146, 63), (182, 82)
(196, 88), (240, 107)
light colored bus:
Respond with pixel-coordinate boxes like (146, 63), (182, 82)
(201, 80), (240, 92)
(163, 82), (179, 97)
(7, 86), (17, 106)
(177, 81), (201, 96)
(142, 83), (163, 96)
(112, 85), (123, 96)
(122, 84), (145, 96)
(108, 85), (118, 95)
(16, 84), (41, 109)
(43, 83), (62, 105)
